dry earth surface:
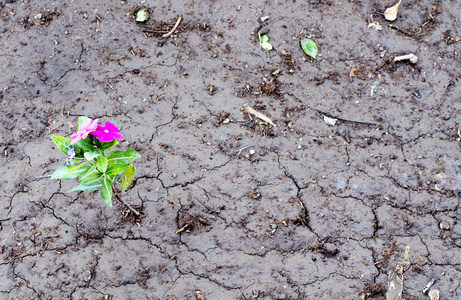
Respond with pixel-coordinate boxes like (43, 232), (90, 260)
(1, 0), (461, 299)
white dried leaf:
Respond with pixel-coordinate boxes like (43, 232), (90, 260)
(428, 289), (439, 300)
(384, 0), (402, 21)
(323, 116), (337, 126)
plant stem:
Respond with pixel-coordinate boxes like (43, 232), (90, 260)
(115, 194), (141, 216)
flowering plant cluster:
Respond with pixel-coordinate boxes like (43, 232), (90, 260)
(51, 117), (141, 214)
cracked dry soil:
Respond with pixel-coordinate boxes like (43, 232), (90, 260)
(0, 0), (460, 299)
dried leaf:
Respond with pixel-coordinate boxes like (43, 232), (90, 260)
(428, 289), (439, 300)
(323, 116), (337, 126)
(384, 0), (401, 21)
(386, 271), (403, 300)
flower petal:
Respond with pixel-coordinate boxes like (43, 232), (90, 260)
(70, 118), (99, 145)
(92, 121), (124, 143)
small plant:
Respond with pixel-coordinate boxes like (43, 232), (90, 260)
(258, 33), (273, 51)
(50, 116), (142, 215)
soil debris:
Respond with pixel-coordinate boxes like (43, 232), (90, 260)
(243, 104), (276, 127)
(422, 278), (436, 294)
(393, 53), (418, 64)
(386, 245), (411, 300)
(368, 15), (382, 30)
(195, 291), (206, 300)
(143, 18), (209, 38)
(163, 16), (182, 38)
(34, 10), (60, 26)
(176, 210), (210, 234)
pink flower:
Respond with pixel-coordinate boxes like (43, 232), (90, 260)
(92, 121), (124, 143)
(70, 118), (99, 145)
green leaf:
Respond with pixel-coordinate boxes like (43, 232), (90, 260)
(68, 182), (102, 193)
(81, 172), (103, 185)
(84, 150), (100, 162)
(100, 177), (113, 206)
(51, 165), (71, 179)
(106, 164), (129, 176)
(78, 165), (102, 185)
(300, 38), (318, 59)
(51, 136), (72, 155)
(121, 166), (136, 193)
(99, 139), (119, 152)
(96, 156), (108, 174)
(106, 172), (124, 187)
(74, 138), (96, 154)
(106, 149), (141, 166)
(136, 7), (150, 22)
(258, 34), (273, 51)
(77, 116), (90, 129)
(51, 163), (89, 180)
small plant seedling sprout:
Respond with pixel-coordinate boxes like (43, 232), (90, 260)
(300, 38), (318, 59)
(258, 33), (273, 51)
(51, 116), (142, 215)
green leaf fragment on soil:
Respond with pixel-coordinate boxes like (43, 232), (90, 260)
(259, 34), (273, 51)
(300, 38), (318, 59)
(136, 8), (149, 22)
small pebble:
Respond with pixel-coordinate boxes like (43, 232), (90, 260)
(439, 221), (450, 230)
(82, 270), (92, 282)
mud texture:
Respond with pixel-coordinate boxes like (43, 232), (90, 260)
(1, 0), (460, 299)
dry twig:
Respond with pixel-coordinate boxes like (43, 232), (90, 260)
(243, 104), (276, 127)
(163, 16), (182, 38)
